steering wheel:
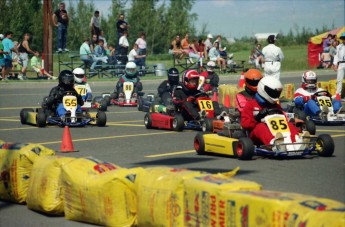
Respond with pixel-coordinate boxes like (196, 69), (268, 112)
(313, 90), (331, 98)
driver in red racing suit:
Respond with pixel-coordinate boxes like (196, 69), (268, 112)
(241, 76), (300, 146)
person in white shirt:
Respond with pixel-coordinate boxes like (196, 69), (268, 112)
(90, 10), (100, 37)
(262, 35), (284, 80)
(204, 34), (213, 54)
(135, 32), (147, 68)
(332, 32), (345, 100)
(118, 31), (129, 64)
(128, 43), (146, 68)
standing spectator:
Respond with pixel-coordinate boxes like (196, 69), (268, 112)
(118, 31), (129, 64)
(0, 34), (9, 80)
(11, 41), (21, 79)
(90, 34), (98, 53)
(90, 10), (101, 38)
(52, 2), (69, 53)
(323, 34), (332, 52)
(262, 35), (284, 80)
(116, 14), (129, 46)
(332, 32), (345, 100)
(329, 40), (338, 64)
(17, 33), (36, 80)
(135, 32), (147, 68)
(128, 43), (146, 68)
(79, 38), (93, 68)
(209, 41), (226, 72)
(249, 43), (263, 69)
(2, 31), (18, 80)
(204, 34), (213, 55)
(31, 51), (57, 80)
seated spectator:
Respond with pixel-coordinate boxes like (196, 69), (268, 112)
(79, 37), (93, 68)
(31, 51), (57, 79)
(204, 34), (213, 55)
(213, 35), (227, 59)
(91, 39), (108, 70)
(90, 34), (98, 53)
(317, 50), (332, 69)
(107, 44), (117, 65)
(196, 38), (207, 60)
(170, 34), (187, 64)
(188, 38), (202, 63)
(98, 29), (108, 49)
(249, 43), (263, 69)
(209, 41), (226, 72)
(128, 43), (146, 68)
(322, 34), (332, 52)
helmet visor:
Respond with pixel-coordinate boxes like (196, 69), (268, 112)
(62, 77), (74, 85)
(246, 78), (260, 87)
(305, 78), (316, 85)
(264, 85), (281, 99)
(75, 74), (84, 79)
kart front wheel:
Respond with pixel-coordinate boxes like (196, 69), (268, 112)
(20, 108), (34, 124)
(138, 97), (144, 111)
(98, 99), (108, 111)
(194, 132), (206, 155)
(235, 137), (254, 160)
(293, 108), (307, 121)
(96, 111), (107, 127)
(305, 120), (316, 135)
(144, 113), (152, 129)
(202, 119), (213, 132)
(172, 114), (184, 131)
(36, 110), (47, 127)
(316, 134), (334, 157)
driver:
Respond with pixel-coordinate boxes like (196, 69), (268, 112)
(43, 70), (84, 117)
(112, 61), (143, 100)
(294, 70), (342, 118)
(157, 67), (180, 107)
(241, 77), (300, 146)
(73, 67), (92, 102)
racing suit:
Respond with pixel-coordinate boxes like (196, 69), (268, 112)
(199, 71), (219, 93)
(172, 85), (201, 120)
(157, 80), (179, 107)
(44, 85), (84, 117)
(241, 93), (299, 146)
(294, 87), (341, 116)
(115, 73), (143, 96)
(74, 82), (92, 102)
(262, 43), (284, 80)
(333, 42), (345, 97)
(235, 86), (256, 113)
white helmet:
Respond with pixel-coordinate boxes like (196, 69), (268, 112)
(257, 77), (283, 104)
(207, 34), (213, 39)
(125, 61), (137, 78)
(207, 61), (216, 72)
(302, 70), (317, 90)
(72, 67), (85, 83)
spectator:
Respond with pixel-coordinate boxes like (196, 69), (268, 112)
(116, 13), (129, 46)
(188, 38), (202, 63)
(52, 2), (69, 53)
(17, 33), (36, 80)
(329, 40), (338, 64)
(91, 39), (108, 70)
(128, 43), (146, 68)
(209, 41), (226, 72)
(323, 34), (332, 52)
(262, 35), (284, 80)
(204, 34), (213, 55)
(195, 38), (207, 60)
(249, 43), (263, 69)
(318, 50), (332, 69)
(90, 34), (98, 53)
(30, 51), (57, 80)
(79, 38), (93, 68)
(98, 29), (107, 49)
(181, 33), (191, 56)
(332, 32), (345, 100)
(90, 10), (101, 38)
(118, 31), (129, 64)
(11, 41), (21, 79)
(171, 34), (186, 64)
(107, 44), (117, 65)
(2, 31), (19, 80)
(135, 32), (147, 68)
(0, 34), (9, 80)
(213, 35), (227, 58)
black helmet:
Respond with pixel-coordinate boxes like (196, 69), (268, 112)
(167, 67), (179, 85)
(59, 70), (74, 87)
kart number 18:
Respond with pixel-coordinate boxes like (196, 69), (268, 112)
(198, 100), (213, 110)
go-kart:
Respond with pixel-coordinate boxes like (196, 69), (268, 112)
(109, 82), (143, 107)
(138, 93), (156, 112)
(20, 92), (107, 128)
(287, 90), (345, 125)
(74, 84), (108, 111)
(144, 92), (216, 131)
(194, 108), (334, 160)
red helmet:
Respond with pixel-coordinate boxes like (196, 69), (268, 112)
(183, 70), (200, 90)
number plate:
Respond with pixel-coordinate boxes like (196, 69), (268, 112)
(75, 85), (87, 96)
(266, 115), (289, 134)
(63, 95), (77, 108)
(123, 82), (134, 92)
(317, 96), (332, 107)
(198, 100), (214, 110)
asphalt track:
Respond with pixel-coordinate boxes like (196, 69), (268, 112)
(0, 70), (344, 226)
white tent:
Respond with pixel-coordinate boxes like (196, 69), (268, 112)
(254, 33), (278, 41)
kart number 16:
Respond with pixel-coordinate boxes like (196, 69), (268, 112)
(198, 100), (213, 110)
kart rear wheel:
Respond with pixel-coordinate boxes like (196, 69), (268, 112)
(173, 114), (184, 131)
(138, 97), (144, 111)
(316, 134), (334, 157)
(20, 108), (35, 124)
(96, 111), (107, 127)
(98, 99), (108, 111)
(202, 119), (213, 132)
(36, 111), (47, 127)
(104, 96), (111, 106)
(144, 113), (152, 129)
(194, 132), (206, 155)
(305, 120), (316, 135)
(232, 130), (246, 139)
(235, 137), (254, 160)
(293, 108), (307, 121)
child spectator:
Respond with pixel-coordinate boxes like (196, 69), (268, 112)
(31, 51), (57, 79)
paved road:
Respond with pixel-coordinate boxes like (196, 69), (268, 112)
(0, 70), (344, 226)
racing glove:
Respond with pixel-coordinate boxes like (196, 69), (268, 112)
(187, 96), (195, 102)
(254, 108), (268, 122)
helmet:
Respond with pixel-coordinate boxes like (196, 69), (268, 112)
(167, 67), (179, 85)
(183, 70), (200, 90)
(206, 61), (216, 72)
(245, 69), (263, 92)
(257, 76), (283, 104)
(207, 34), (213, 39)
(72, 67), (85, 83)
(59, 70), (74, 87)
(125, 62), (137, 78)
(302, 70), (317, 90)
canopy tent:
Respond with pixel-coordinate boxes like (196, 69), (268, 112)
(308, 26), (345, 68)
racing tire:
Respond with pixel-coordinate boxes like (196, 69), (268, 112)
(110, 92), (117, 100)
(316, 134), (334, 157)
(144, 113), (152, 129)
(202, 119), (213, 132)
(96, 111), (107, 127)
(93, 96), (103, 103)
(36, 111), (47, 127)
(293, 108), (307, 121)
(232, 130), (246, 139)
(138, 97), (144, 111)
(235, 137), (254, 160)
(172, 114), (184, 131)
(20, 108), (35, 124)
(305, 120), (316, 135)
(194, 132), (206, 155)
(98, 99), (108, 111)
